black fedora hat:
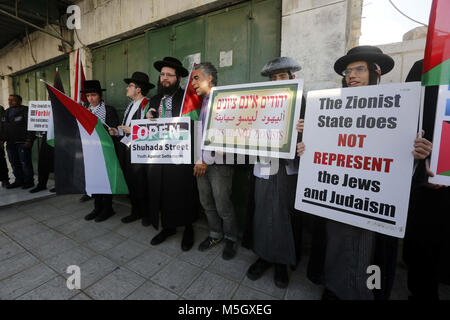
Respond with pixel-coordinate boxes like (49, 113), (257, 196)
(124, 71), (155, 90)
(154, 57), (189, 78)
(81, 80), (106, 94)
(334, 45), (394, 76)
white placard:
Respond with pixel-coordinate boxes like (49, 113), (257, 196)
(27, 101), (52, 131)
(429, 84), (450, 186)
(201, 79), (303, 159)
(131, 117), (191, 164)
(295, 82), (422, 238)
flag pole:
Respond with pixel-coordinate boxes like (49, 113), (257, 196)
(180, 62), (195, 116)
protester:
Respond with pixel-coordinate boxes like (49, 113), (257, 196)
(192, 62), (239, 260)
(81, 80), (120, 222)
(305, 45), (432, 300)
(145, 57), (198, 251)
(108, 72), (154, 225)
(0, 104), (9, 187)
(1, 95), (35, 189)
(403, 59), (450, 300)
(241, 57), (305, 288)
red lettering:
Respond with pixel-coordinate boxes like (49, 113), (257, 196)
(314, 152), (321, 164)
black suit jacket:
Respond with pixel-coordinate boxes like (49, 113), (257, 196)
(149, 88), (185, 117)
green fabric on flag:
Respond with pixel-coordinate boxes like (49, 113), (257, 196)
(95, 119), (129, 194)
(183, 109), (200, 120)
(161, 98), (166, 118)
(422, 59), (450, 86)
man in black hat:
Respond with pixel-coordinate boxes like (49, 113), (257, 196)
(144, 57), (198, 251)
(243, 57), (305, 289)
(81, 80), (120, 222)
(306, 45), (432, 300)
(109, 71), (154, 224)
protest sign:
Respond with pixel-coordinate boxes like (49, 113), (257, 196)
(295, 82), (421, 238)
(27, 101), (52, 131)
(429, 85), (450, 186)
(201, 79), (303, 159)
(131, 117), (191, 164)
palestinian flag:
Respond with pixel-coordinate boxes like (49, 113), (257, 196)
(436, 120), (450, 176)
(422, 0), (450, 86)
(180, 63), (203, 120)
(45, 82), (128, 195)
(46, 68), (65, 147)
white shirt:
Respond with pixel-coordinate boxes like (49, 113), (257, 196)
(120, 98), (144, 146)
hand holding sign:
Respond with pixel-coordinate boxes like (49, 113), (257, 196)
(118, 125), (131, 134)
(413, 131), (432, 160)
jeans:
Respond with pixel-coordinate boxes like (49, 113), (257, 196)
(197, 165), (237, 241)
(6, 143), (34, 184)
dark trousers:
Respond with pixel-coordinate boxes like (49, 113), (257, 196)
(403, 186), (450, 300)
(118, 143), (149, 218)
(0, 143), (8, 181)
(6, 143), (34, 184)
(93, 194), (113, 212)
(36, 135), (54, 187)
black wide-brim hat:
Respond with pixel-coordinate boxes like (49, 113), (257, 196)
(154, 57), (189, 78)
(124, 71), (155, 90)
(81, 80), (106, 93)
(334, 45), (394, 76)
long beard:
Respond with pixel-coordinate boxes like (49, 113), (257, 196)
(157, 79), (180, 96)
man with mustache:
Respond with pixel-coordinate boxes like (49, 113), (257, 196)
(145, 57), (197, 251)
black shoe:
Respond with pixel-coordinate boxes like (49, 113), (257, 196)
(95, 209), (115, 222)
(222, 239), (237, 260)
(247, 258), (272, 280)
(22, 182), (35, 189)
(84, 209), (100, 221)
(79, 195), (92, 202)
(49, 187), (56, 193)
(141, 217), (151, 227)
(1, 180), (9, 188)
(151, 228), (177, 246)
(181, 225), (194, 251)
(121, 214), (140, 223)
(29, 185), (46, 193)
(198, 236), (223, 252)
(321, 288), (340, 300)
(6, 181), (23, 189)
(274, 264), (289, 288)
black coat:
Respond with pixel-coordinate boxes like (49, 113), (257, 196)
(147, 88), (199, 229)
(1, 105), (35, 144)
(116, 99), (150, 203)
(403, 60), (450, 286)
(104, 105), (120, 129)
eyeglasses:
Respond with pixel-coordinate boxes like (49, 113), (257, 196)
(342, 65), (367, 76)
(160, 72), (176, 78)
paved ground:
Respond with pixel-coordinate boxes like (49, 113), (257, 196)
(1, 190), (449, 300)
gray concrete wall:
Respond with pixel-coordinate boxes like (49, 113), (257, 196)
(0, 0), (235, 105)
(378, 38), (426, 85)
(281, 0), (362, 92)
(1, 0), (360, 105)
